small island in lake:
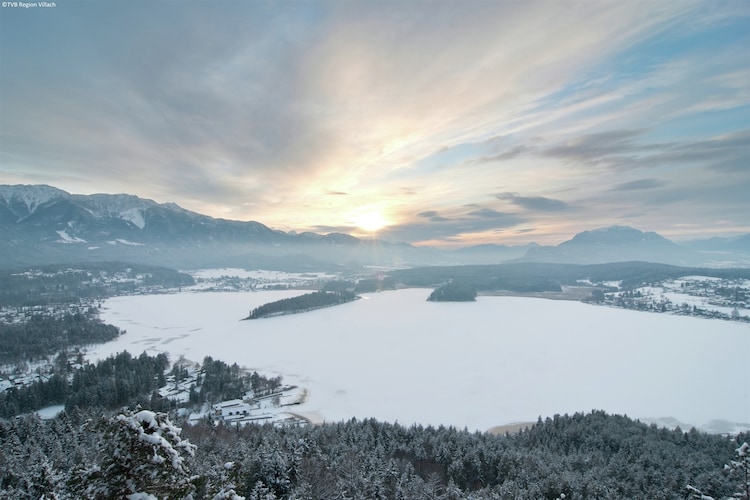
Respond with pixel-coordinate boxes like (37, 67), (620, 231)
(427, 282), (477, 302)
(245, 290), (358, 319)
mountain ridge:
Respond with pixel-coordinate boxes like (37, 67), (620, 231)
(1, 184), (748, 269)
(516, 225), (704, 266)
(0, 184), (416, 269)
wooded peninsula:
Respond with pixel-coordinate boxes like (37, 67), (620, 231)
(245, 290), (358, 319)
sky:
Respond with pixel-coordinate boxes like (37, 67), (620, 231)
(1, 0), (748, 247)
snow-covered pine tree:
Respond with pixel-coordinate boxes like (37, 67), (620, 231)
(74, 409), (197, 499)
(725, 442), (749, 499)
(687, 441), (750, 500)
(686, 484), (715, 500)
(247, 480), (277, 500)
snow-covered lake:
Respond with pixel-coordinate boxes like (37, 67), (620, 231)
(90, 289), (750, 433)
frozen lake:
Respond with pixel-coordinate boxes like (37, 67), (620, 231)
(90, 289), (750, 433)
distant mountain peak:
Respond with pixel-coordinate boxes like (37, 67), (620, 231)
(0, 184), (70, 220)
(518, 225), (697, 265)
(569, 225), (667, 245)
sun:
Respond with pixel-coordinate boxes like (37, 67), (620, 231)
(354, 211), (388, 233)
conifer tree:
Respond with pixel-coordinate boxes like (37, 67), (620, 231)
(726, 442), (749, 499)
(74, 409), (197, 499)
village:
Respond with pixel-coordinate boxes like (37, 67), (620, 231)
(154, 358), (312, 427)
(2, 350), (313, 427)
(588, 275), (750, 322)
(0, 265), (187, 324)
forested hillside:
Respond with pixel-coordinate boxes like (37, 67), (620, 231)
(0, 409), (746, 499)
(0, 351), (169, 418)
(0, 352), (284, 419)
(0, 314), (121, 364)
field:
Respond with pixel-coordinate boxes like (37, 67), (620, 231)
(89, 288), (750, 433)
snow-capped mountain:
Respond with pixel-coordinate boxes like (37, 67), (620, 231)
(0, 184), (416, 269)
(0, 184), (285, 246)
(0, 184), (69, 221)
(2, 185), (747, 269)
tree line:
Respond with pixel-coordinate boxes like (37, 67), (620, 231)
(0, 313), (121, 364)
(389, 262), (750, 294)
(427, 282), (477, 302)
(0, 408), (747, 499)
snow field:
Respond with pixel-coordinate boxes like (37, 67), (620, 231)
(90, 289), (750, 433)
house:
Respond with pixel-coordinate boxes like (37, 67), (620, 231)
(212, 399), (254, 419)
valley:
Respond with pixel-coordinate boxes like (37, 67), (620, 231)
(3, 2), (749, 494)
(4, 263), (749, 435)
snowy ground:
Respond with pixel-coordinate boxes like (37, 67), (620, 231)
(36, 405), (65, 420)
(89, 289), (750, 434)
(185, 268), (339, 291)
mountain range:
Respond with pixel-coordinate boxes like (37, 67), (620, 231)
(1, 184), (748, 270)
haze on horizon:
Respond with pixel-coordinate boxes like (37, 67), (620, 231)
(1, 0), (748, 247)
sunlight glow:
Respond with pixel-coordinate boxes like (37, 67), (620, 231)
(354, 211), (388, 232)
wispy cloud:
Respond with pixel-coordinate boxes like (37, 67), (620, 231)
(1, 0), (748, 245)
(471, 145), (528, 164)
(417, 210), (450, 222)
(541, 129), (647, 168)
(610, 179), (668, 191)
(497, 193), (572, 212)
(384, 205), (526, 243)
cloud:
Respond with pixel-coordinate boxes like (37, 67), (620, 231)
(709, 157), (747, 173)
(642, 129), (750, 168)
(536, 128), (749, 180)
(472, 145), (528, 164)
(610, 179), (667, 191)
(417, 210), (450, 222)
(2, 1), (748, 244)
(466, 207), (513, 219)
(497, 193), (572, 212)
(383, 205), (526, 243)
(541, 129), (647, 168)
